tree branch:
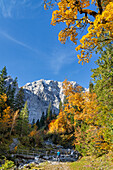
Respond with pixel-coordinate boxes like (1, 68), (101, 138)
(79, 8), (98, 18)
(73, 0), (98, 18)
(96, 0), (103, 14)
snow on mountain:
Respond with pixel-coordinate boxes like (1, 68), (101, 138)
(5, 77), (85, 124)
(22, 79), (83, 123)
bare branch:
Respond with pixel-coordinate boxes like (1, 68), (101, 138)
(96, 0), (103, 14)
(79, 8), (98, 18)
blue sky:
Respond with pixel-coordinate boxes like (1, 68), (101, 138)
(0, 0), (98, 88)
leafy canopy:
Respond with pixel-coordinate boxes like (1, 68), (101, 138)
(48, 80), (113, 156)
(44, 0), (113, 64)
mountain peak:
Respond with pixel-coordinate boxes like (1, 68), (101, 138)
(22, 79), (83, 123)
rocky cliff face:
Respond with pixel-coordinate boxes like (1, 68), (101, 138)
(5, 77), (85, 124)
(22, 79), (83, 123)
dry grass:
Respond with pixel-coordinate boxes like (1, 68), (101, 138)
(24, 152), (113, 170)
(69, 151), (113, 170)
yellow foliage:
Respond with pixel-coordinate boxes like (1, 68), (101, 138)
(45, 0), (113, 63)
(48, 79), (112, 154)
(14, 146), (17, 151)
(29, 124), (37, 137)
(75, 2), (113, 63)
(0, 93), (12, 133)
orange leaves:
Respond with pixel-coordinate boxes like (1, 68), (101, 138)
(47, 79), (113, 155)
(48, 79), (98, 135)
(0, 93), (12, 133)
(29, 124), (37, 137)
(58, 27), (78, 44)
(0, 93), (7, 110)
(62, 80), (98, 124)
(29, 130), (36, 137)
(80, 0), (90, 8)
(75, 2), (113, 63)
(63, 79), (82, 96)
(45, 0), (113, 64)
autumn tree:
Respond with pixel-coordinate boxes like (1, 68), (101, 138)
(29, 124), (43, 147)
(0, 93), (12, 136)
(48, 80), (113, 155)
(28, 124), (37, 147)
(10, 110), (19, 136)
(44, 0), (113, 64)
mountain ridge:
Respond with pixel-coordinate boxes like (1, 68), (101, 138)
(5, 77), (86, 123)
(22, 79), (84, 123)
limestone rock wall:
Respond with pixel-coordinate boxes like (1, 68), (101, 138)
(22, 79), (80, 123)
(5, 77), (85, 124)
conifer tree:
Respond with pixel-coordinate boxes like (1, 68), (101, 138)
(16, 101), (29, 137)
(59, 100), (63, 112)
(7, 77), (17, 109)
(89, 80), (94, 93)
(91, 45), (113, 110)
(0, 67), (18, 110)
(36, 119), (40, 129)
(40, 112), (45, 127)
(0, 66), (7, 94)
(47, 102), (52, 121)
(14, 87), (25, 111)
(32, 118), (35, 126)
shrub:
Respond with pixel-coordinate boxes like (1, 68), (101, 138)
(0, 157), (14, 170)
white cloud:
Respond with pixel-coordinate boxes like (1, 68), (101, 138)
(0, 0), (43, 18)
(51, 49), (75, 75)
(0, 31), (39, 53)
(0, 0), (13, 17)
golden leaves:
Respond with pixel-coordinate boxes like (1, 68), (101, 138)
(0, 93), (12, 132)
(75, 2), (113, 63)
(46, 0), (113, 64)
(47, 79), (113, 154)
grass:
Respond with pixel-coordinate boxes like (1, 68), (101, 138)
(26, 151), (113, 170)
(69, 151), (113, 170)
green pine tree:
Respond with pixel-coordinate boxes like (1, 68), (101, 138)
(16, 101), (29, 137)
(0, 66), (7, 94)
(14, 87), (25, 111)
(89, 80), (94, 93)
(59, 100), (63, 112)
(91, 45), (113, 110)
(7, 77), (17, 109)
(36, 119), (40, 129)
(40, 112), (45, 127)
(32, 118), (35, 126)
(47, 102), (52, 121)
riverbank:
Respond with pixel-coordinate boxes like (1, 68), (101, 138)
(0, 151), (113, 169)
(0, 139), (113, 170)
(21, 151), (113, 170)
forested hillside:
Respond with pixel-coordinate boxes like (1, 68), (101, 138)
(0, 0), (113, 169)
